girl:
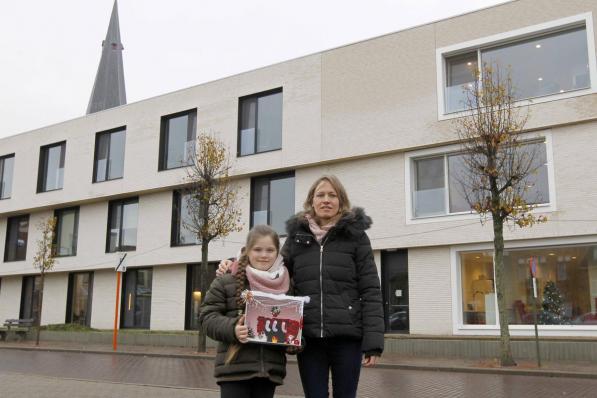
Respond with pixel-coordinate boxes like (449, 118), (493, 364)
(199, 225), (290, 398)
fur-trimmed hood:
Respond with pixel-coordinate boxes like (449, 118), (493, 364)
(285, 207), (372, 238)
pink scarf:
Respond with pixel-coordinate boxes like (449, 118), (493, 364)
(244, 255), (289, 294)
(305, 213), (338, 243)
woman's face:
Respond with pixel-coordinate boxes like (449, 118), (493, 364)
(248, 236), (278, 271)
(312, 180), (340, 222)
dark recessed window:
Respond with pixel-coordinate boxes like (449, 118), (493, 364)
(37, 141), (66, 192)
(185, 263), (217, 330)
(54, 207), (79, 257)
(106, 198), (138, 253)
(66, 272), (93, 327)
(121, 268), (152, 329)
(171, 190), (198, 246)
(251, 172), (295, 235)
(4, 214), (29, 262)
(238, 88), (282, 156)
(20, 275), (41, 321)
(159, 109), (197, 170)
(0, 154), (15, 200)
(93, 127), (126, 182)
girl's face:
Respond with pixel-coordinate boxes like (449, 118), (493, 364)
(248, 236), (278, 271)
(312, 180), (340, 222)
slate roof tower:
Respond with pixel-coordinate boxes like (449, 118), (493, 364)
(86, 0), (126, 114)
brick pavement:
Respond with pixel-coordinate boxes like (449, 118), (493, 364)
(2, 346), (597, 397)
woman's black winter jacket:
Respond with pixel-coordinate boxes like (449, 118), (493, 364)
(282, 207), (384, 355)
(198, 274), (287, 385)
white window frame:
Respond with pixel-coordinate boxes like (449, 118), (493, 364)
(451, 236), (597, 337)
(436, 12), (597, 119)
(404, 131), (556, 224)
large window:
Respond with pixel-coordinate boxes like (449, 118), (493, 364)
(171, 190), (198, 246)
(185, 263), (217, 330)
(0, 154), (15, 199)
(94, 127), (126, 182)
(54, 207), (79, 257)
(37, 141), (66, 192)
(460, 243), (597, 327)
(443, 23), (591, 113)
(66, 272), (93, 326)
(251, 172), (295, 235)
(106, 198), (138, 252)
(20, 275), (41, 321)
(4, 214), (29, 262)
(159, 109), (196, 170)
(238, 89), (282, 156)
(411, 141), (549, 218)
(121, 268), (152, 329)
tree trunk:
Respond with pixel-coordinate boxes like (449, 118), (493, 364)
(197, 238), (209, 352)
(493, 216), (516, 367)
(35, 272), (45, 346)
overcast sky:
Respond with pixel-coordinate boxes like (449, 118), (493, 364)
(0, 0), (510, 139)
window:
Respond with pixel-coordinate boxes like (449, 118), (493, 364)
(0, 154), (15, 199)
(238, 88), (282, 156)
(4, 214), (29, 262)
(66, 272), (93, 326)
(459, 243), (597, 327)
(159, 109), (196, 170)
(442, 20), (592, 113)
(251, 172), (295, 235)
(37, 141), (66, 192)
(20, 275), (41, 321)
(106, 198), (138, 252)
(411, 141), (549, 218)
(185, 263), (217, 330)
(93, 127), (126, 182)
(54, 207), (79, 257)
(171, 190), (198, 246)
(121, 268), (152, 329)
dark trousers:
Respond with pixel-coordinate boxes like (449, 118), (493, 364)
(219, 377), (276, 398)
(297, 337), (363, 398)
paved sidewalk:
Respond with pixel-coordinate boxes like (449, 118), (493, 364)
(2, 339), (597, 379)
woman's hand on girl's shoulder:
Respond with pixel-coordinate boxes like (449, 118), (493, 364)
(216, 259), (234, 276)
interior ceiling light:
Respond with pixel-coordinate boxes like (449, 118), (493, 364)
(536, 44), (542, 48)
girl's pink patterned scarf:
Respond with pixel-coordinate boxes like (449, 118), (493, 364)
(246, 254), (289, 294)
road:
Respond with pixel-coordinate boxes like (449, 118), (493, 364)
(1, 349), (596, 397)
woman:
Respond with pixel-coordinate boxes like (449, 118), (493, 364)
(217, 175), (384, 397)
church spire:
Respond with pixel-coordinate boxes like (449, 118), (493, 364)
(86, 0), (126, 114)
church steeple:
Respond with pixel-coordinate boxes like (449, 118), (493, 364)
(87, 0), (126, 114)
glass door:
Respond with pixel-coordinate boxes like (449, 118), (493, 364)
(382, 250), (409, 333)
(121, 268), (152, 329)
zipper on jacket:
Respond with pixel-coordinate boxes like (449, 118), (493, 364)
(318, 234), (330, 338)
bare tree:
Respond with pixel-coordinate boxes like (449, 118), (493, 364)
(32, 216), (58, 346)
(184, 133), (243, 352)
(453, 64), (547, 366)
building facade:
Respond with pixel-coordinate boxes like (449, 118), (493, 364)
(1, 0), (597, 338)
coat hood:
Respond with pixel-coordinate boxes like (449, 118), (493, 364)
(285, 207), (372, 238)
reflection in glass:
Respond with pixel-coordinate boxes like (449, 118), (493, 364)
(413, 156), (445, 217)
(68, 272), (92, 326)
(107, 199), (138, 252)
(239, 91), (282, 155)
(40, 143), (65, 191)
(482, 27), (589, 101)
(163, 111), (196, 170)
(445, 52), (478, 113)
(0, 155), (15, 199)
(5, 215), (28, 261)
(251, 174), (294, 235)
(460, 244), (597, 326)
(55, 207), (78, 256)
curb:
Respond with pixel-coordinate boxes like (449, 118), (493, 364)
(2, 345), (596, 380)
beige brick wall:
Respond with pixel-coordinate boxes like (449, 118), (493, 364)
(40, 273), (68, 326)
(0, 276), (22, 320)
(408, 246), (453, 335)
(90, 269), (117, 329)
(150, 264), (187, 331)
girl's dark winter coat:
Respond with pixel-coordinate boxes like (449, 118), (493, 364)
(198, 274), (287, 385)
(282, 207), (385, 356)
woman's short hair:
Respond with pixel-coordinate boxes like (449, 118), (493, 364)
(303, 175), (351, 217)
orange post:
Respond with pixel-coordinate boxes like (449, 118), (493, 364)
(113, 272), (122, 351)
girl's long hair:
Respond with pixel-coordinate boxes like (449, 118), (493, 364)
(225, 225), (280, 364)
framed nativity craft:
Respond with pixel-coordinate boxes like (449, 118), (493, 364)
(242, 290), (309, 347)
